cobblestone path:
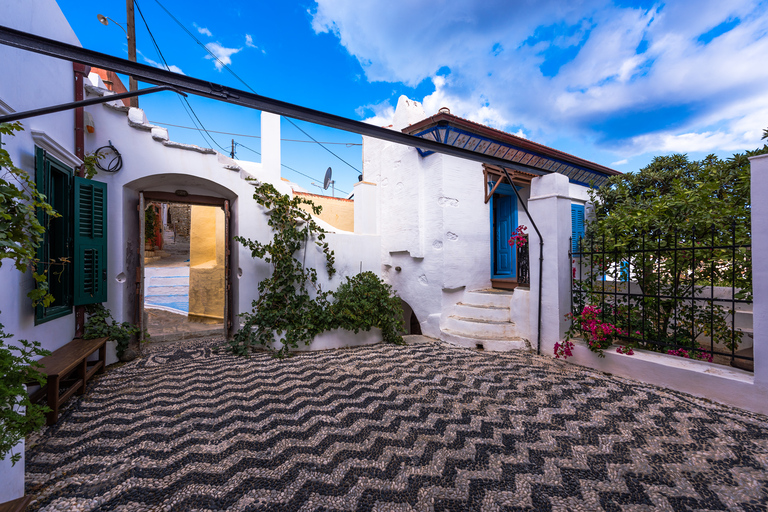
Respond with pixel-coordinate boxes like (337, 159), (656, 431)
(25, 336), (768, 511)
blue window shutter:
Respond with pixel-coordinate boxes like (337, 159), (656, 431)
(571, 204), (585, 254)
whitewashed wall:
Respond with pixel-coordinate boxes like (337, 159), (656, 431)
(82, 91), (380, 334)
(362, 133), (492, 338)
(0, 0), (81, 357)
(0, 0), (82, 502)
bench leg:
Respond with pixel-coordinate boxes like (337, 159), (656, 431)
(98, 343), (106, 374)
(77, 358), (87, 395)
(46, 375), (60, 426)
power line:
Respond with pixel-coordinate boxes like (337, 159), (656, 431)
(235, 141), (349, 196)
(146, 121), (361, 145)
(134, 0), (229, 153)
(152, 0), (362, 174)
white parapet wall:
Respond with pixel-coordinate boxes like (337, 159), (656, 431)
(267, 328), (383, 352)
(538, 154), (768, 416)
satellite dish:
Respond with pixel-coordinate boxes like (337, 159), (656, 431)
(323, 167), (332, 190)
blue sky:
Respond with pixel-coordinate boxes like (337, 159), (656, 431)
(56, 0), (768, 194)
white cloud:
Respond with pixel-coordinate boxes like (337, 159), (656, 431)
(137, 50), (185, 75)
(245, 34), (256, 48)
(194, 23), (213, 37)
(204, 42), (242, 70)
(313, 0), (768, 157)
(357, 101), (395, 126)
(611, 159), (628, 166)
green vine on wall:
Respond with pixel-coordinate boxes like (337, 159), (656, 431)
(0, 122), (60, 307)
(231, 182), (404, 357)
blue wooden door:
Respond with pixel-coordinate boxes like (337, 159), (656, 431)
(493, 194), (514, 277)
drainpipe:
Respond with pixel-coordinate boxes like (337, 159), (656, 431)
(500, 167), (544, 355)
(73, 62), (89, 337)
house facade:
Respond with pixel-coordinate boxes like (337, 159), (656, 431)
(357, 96), (620, 350)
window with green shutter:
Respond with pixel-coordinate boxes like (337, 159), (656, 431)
(74, 177), (108, 305)
(35, 147), (73, 324)
(34, 148), (109, 324)
(571, 203), (585, 255)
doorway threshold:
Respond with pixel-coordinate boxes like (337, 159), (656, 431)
(491, 278), (519, 290)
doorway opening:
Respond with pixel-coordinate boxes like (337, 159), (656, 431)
(490, 181), (519, 290)
(400, 300), (422, 335)
(141, 197), (229, 341)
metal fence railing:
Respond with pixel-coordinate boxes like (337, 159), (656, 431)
(517, 235), (530, 287)
(571, 223), (752, 369)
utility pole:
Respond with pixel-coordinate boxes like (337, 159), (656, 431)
(231, 139), (235, 158)
(126, 0), (138, 108)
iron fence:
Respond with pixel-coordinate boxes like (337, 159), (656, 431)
(571, 223), (752, 369)
(517, 235), (530, 286)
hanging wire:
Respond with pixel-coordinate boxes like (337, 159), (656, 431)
(152, 0), (362, 173)
(147, 121), (360, 145)
(235, 141), (349, 195)
(134, 0), (229, 153)
(94, 141), (123, 172)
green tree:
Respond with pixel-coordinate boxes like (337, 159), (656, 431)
(576, 138), (768, 357)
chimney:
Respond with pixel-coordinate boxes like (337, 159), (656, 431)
(261, 111), (281, 183)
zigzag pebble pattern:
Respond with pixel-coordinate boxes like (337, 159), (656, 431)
(25, 336), (768, 511)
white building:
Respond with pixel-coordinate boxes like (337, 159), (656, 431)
(0, 0), (380, 502)
(357, 96), (619, 351)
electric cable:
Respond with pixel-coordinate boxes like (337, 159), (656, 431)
(152, 0), (362, 173)
(94, 141), (123, 172)
(147, 121), (361, 145)
(235, 141), (349, 195)
(134, 0), (229, 153)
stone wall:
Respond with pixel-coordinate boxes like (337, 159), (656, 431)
(168, 204), (191, 238)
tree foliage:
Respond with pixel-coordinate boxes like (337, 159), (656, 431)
(231, 182), (403, 357)
(575, 140), (767, 357)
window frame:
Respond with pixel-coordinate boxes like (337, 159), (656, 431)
(34, 146), (74, 324)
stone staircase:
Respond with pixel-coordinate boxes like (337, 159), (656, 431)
(440, 289), (530, 352)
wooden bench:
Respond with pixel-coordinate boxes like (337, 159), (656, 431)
(28, 337), (109, 426)
(0, 495), (32, 512)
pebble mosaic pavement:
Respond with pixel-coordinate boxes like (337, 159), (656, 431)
(24, 336), (768, 511)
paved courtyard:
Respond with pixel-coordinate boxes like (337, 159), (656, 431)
(25, 336), (768, 511)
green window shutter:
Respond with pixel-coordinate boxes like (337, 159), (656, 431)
(571, 204), (585, 255)
(74, 177), (108, 305)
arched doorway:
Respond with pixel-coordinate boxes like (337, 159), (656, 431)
(400, 299), (422, 335)
(123, 174), (238, 343)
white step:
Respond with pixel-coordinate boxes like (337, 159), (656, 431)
(444, 315), (517, 338)
(439, 329), (530, 352)
(463, 289), (514, 308)
(454, 302), (510, 322)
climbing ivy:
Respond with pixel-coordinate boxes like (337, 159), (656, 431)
(0, 123), (54, 464)
(0, 122), (60, 307)
(231, 182), (404, 357)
